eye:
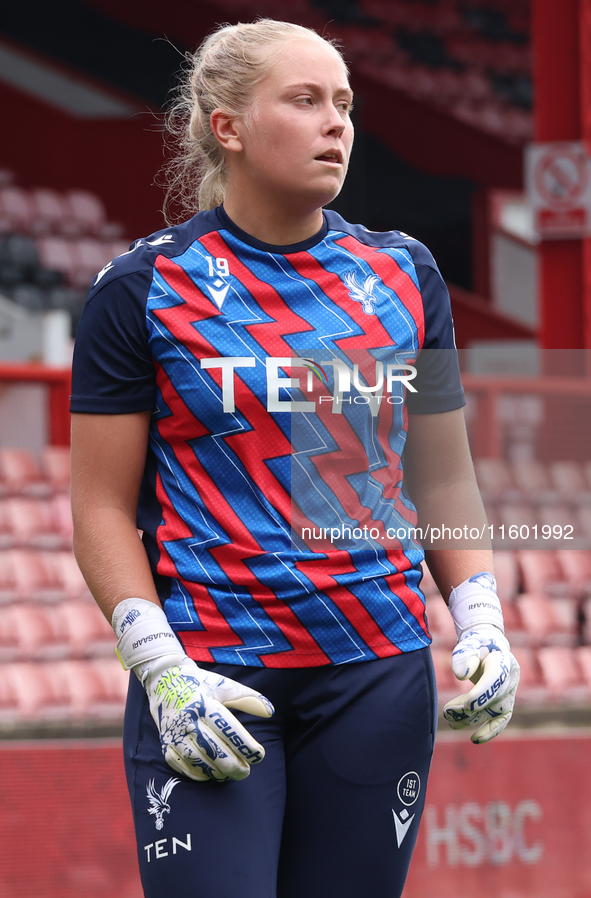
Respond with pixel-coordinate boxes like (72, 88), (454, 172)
(336, 99), (353, 114)
(295, 96), (314, 106)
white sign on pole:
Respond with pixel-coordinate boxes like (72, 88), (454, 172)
(525, 141), (591, 238)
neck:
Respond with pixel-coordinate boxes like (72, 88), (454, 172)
(222, 190), (325, 246)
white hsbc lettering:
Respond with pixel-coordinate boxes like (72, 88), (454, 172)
(425, 801), (543, 868)
(200, 357), (417, 416)
(144, 833), (192, 862)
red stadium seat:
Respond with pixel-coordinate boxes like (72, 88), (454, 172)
(39, 445), (71, 493)
(575, 646), (591, 689)
(50, 494), (74, 547)
(498, 503), (538, 532)
(36, 236), (79, 285)
(56, 599), (116, 658)
(3, 662), (72, 721)
(501, 597), (528, 646)
(536, 647), (591, 704)
(88, 658), (129, 717)
(10, 549), (67, 603)
(0, 609), (20, 662)
(0, 186), (34, 232)
(510, 646), (548, 706)
(3, 498), (63, 550)
(582, 597), (591, 644)
(0, 448), (50, 497)
(0, 550), (19, 604)
(518, 550), (569, 596)
(29, 187), (73, 235)
(473, 458), (519, 504)
(52, 551), (92, 601)
(5, 604), (70, 662)
(74, 237), (113, 280)
(50, 659), (126, 720)
(65, 189), (107, 236)
(549, 461), (591, 503)
(514, 592), (576, 646)
(0, 500), (14, 549)
(537, 504), (576, 533)
(492, 550), (520, 600)
(557, 550), (591, 594)
(0, 664), (21, 722)
(576, 506), (591, 542)
(510, 459), (557, 504)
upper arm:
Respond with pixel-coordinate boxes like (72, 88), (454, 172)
(71, 411), (151, 523)
(404, 408), (476, 500)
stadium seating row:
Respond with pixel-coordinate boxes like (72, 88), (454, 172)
(216, 0), (532, 144)
(0, 599), (115, 662)
(0, 446), (71, 495)
(36, 235), (129, 290)
(2, 644), (589, 727)
(0, 186), (123, 239)
(0, 658), (128, 725)
(422, 549), (591, 600)
(432, 645), (591, 709)
(0, 231), (127, 293)
(426, 590), (591, 649)
(0, 497), (73, 550)
(0, 550), (90, 603)
(475, 458), (591, 504)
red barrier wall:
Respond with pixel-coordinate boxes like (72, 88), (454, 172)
(406, 731), (591, 898)
(1, 732), (590, 897)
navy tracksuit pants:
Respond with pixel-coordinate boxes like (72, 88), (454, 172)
(123, 648), (437, 898)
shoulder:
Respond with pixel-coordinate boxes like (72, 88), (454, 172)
(323, 210), (440, 273)
(85, 209), (222, 302)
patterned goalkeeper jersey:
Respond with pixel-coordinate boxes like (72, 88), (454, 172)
(71, 206), (464, 667)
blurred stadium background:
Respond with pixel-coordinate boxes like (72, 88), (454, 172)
(1, 0), (591, 895)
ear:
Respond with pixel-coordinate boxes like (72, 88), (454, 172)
(210, 109), (243, 155)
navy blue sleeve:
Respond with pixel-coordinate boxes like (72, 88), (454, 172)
(405, 246), (465, 415)
(70, 269), (156, 414)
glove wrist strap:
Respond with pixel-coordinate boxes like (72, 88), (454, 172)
(448, 572), (504, 640)
(112, 598), (185, 674)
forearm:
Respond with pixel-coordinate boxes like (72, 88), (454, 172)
(70, 411), (157, 623)
(403, 410), (493, 600)
(416, 475), (493, 600)
(424, 548), (493, 604)
(73, 507), (161, 622)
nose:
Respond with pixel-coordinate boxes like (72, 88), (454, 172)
(324, 104), (347, 137)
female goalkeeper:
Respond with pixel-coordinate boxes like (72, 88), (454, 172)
(70, 18), (519, 898)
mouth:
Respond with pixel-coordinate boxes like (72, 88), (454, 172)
(315, 150), (343, 165)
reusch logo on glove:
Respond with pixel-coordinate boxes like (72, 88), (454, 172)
(469, 660), (509, 711)
(208, 711), (264, 763)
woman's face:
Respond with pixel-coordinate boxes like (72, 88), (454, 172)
(233, 38), (354, 214)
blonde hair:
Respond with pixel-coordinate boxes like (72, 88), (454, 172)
(162, 19), (347, 222)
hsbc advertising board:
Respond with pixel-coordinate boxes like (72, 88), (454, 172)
(405, 732), (591, 898)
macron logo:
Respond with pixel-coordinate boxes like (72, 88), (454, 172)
(205, 279), (230, 309)
(147, 235), (175, 247)
(393, 809), (415, 847)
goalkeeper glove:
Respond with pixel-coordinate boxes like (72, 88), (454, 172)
(112, 598), (274, 782)
(442, 572), (520, 744)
